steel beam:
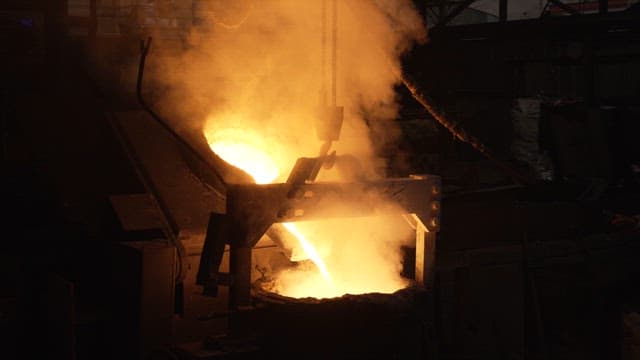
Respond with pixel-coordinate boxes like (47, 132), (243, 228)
(499, 0), (508, 22)
(548, 0), (580, 16)
(416, 225), (436, 289)
(225, 176), (441, 249)
(197, 175), (442, 306)
(438, 0), (477, 27)
(229, 245), (252, 309)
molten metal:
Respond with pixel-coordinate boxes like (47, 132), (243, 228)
(206, 129), (335, 290)
(206, 127), (412, 299)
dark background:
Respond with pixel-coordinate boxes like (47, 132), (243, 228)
(1, 1), (639, 359)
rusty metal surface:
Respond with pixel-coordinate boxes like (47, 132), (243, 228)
(112, 111), (226, 233)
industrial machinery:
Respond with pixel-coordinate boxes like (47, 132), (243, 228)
(195, 155), (441, 310)
(110, 104), (441, 358)
(110, 53), (441, 356)
(107, 2), (441, 358)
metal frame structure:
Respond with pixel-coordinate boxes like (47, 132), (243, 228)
(196, 174), (441, 309)
(423, 0), (618, 27)
(111, 109), (442, 314)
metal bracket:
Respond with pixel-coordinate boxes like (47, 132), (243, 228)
(196, 174), (441, 308)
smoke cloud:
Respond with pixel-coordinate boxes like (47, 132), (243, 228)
(150, 0), (425, 180)
(147, 0), (427, 298)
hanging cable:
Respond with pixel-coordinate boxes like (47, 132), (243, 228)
(311, 0), (339, 179)
(341, 1), (535, 185)
(331, 0), (337, 107)
(399, 73), (535, 185)
(321, 0), (327, 106)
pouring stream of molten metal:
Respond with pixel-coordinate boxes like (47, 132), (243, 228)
(281, 223), (332, 281)
(210, 139), (333, 283)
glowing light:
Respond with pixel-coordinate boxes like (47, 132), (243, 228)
(282, 222), (332, 282)
(205, 125), (410, 299)
(207, 127), (333, 286)
(207, 128), (280, 184)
